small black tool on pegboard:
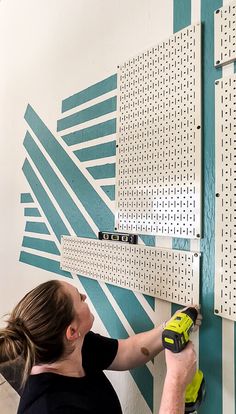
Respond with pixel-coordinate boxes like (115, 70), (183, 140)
(98, 231), (138, 244)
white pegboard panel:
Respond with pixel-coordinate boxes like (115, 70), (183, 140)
(214, 1), (236, 67)
(61, 236), (200, 306)
(115, 23), (202, 239)
(215, 74), (236, 321)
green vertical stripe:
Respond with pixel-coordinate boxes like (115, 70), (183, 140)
(22, 236), (60, 255)
(57, 97), (117, 131)
(78, 275), (153, 411)
(21, 193), (34, 203)
(74, 141), (116, 162)
(61, 119), (116, 146)
(19, 251), (71, 278)
(24, 208), (41, 217)
(200, 2), (223, 414)
(25, 221), (50, 235)
(173, 0), (191, 32)
(62, 74), (117, 112)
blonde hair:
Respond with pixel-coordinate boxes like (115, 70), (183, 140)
(0, 280), (75, 387)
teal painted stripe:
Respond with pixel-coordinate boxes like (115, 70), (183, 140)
(24, 132), (95, 239)
(130, 365), (153, 411)
(61, 119), (116, 146)
(19, 251), (72, 278)
(57, 97), (117, 132)
(21, 193), (33, 203)
(78, 275), (153, 411)
(24, 208), (41, 217)
(25, 221), (50, 235)
(139, 235), (155, 247)
(23, 159), (70, 241)
(200, 2), (223, 414)
(101, 185), (115, 201)
(173, 0), (191, 32)
(22, 236), (60, 255)
(172, 238), (190, 251)
(25, 105), (114, 231)
(87, 163), (115, 179)
(143, 295), (155, 311)
(62, 74), (117, 112)
(106, 284), (154, 333)
(74, 141), (116, 162)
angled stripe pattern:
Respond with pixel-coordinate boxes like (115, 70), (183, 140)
(62, 75), (117, 113)
(24, 131), (95, 238)
(19, 251), (71, 278)
(101, 185), (115, 201)
(87, 163), (116, 179)
(62, 119), (116, 146)
(24, 105), (114, 230)
(22, 236), (60, 255)
(24, 208), (41, 217)
(25, 221), (50, 235)
(21, 193), (34, 203)
(21, 76), (155, 411)
(57, 97), (117, 131)
(74, 140), (116, 162)
(22, 159), (70, 241)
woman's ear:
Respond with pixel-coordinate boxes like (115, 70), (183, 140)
(66, 323), (80, 341)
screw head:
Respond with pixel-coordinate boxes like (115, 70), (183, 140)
(197, 125), (201, 130)
(216, 60), (220, 65)
(215, 81), (219, 85)
(215, 309), (219, 314)
(216, 9), (220, 14)
(196, 234), (200, 238)
(216, 193), (220, 197)
(194, 253), (198, 257)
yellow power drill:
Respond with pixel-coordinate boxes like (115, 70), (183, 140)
(162, 307), (205, 414)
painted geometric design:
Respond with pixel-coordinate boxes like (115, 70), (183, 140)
(61, 236), (200, 305)
(19, 75), (154, 412)
(116, 24), (202, 239)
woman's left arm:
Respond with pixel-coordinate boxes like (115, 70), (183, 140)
(108, 307), (202, 371)
(108, 325), (164, 370)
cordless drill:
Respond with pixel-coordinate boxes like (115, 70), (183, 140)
(162, 307), (205, 414)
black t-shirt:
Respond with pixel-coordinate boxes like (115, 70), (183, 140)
(17, 332), (122, 414)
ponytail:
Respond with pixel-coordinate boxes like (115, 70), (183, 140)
(0, 280), (75, 388)
(0, 318), (36, 387)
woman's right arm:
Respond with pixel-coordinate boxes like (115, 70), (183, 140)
(158, 342), (197, 414)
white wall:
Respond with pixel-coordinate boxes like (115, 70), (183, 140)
(0, 1), (173, 412)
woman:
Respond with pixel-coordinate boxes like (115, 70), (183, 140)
(0, 280), (200, 413)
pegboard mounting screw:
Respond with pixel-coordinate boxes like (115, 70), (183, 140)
(216, 193), (220, 197)
(215, 309), (219, 314)
(194, 253), (198, 257)
(216, 60), (220, 65)
(196, 234), (200, 238)
(215, 80), (219, 85)
(215, 9), (220, 14)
